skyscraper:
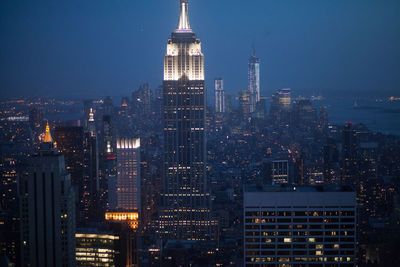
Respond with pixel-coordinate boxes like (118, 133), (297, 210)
(113, 138), (141, 212)
(215, 78), (225, 113)
(20, 123), (76, 267)
(160, 0), (211, 240)
(248, 48), (260, 112)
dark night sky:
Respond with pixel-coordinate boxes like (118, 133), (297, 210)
(0, 0), (399, 99)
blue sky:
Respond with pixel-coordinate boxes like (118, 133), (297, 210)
(0, 0), (399, 99)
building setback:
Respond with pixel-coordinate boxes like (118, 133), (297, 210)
(159, 0), (212, 240)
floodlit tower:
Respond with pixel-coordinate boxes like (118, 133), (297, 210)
(160, 0), (212, 240)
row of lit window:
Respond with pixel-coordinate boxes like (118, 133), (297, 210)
(246, 257), (354, 263)
(245, 211), (355, 217)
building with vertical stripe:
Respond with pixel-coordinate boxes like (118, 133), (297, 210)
(20, 123), (76, 267)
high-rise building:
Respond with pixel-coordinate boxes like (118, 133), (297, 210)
(54, 126), (84, 187)
(160, 0), (212, 240)
(270, 88), (291, 117)
(215, 78), (225, 113)
(112, 138), (141, 212)
(239, 90), (252, 120)
(244, 185), (356, 266)
(132, 83), (153, 118)
(248, 48), (260, 112)
(20, 123), (76, 267)
(341, 122), (358, 186)
(54, 126), (85, 223)
(82, 130), (99, 223)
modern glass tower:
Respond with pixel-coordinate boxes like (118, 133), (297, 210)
(160, 0), (212, 240)
(248, 48), (260, 112)
(215, 78), (225, 113)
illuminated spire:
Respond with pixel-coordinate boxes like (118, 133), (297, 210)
(176, 0), (192, 32)
(89, 108), (94, 122)
(43, 122), (53, 143)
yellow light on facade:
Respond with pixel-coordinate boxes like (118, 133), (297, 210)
(104, 212), (139, 229)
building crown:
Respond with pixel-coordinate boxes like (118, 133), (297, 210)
(43, 122), (53, 143)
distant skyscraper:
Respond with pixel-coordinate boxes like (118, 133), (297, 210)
(341, 122), (358, 186)
(82, 110), (100, 223)
(160, 0), (212, 240)
(20, 123), (76, 267)
(248, 48), (260, 112)
(54, 126), (85, 223)
(270, 88), (291, 118)
(113, 138), (141, 212)
(239, 90), (251, 120)
(215, 78), (225, 113)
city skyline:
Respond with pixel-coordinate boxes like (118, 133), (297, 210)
(1, 0), (400, 266)
(1, 0), (399, 99)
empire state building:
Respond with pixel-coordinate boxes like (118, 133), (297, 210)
(159, 0), (212, 240)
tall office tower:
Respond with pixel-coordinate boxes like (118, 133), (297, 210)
(82, 125), (99, 223)
(113, 138), (141, 212)
(270, 88), (291, 116)
(54, 126), (84, 187)
(54, 126), (85, 223)
(132, 83), (153, 118)
(215, 78), (225, 113)
(225, 93), (232, 114)
(244, 185), (356, 267)
(239, 90), (252, 120)
(160, 0), (212, 240)
(248, 48), (260, 112)
(20, 123), (75, 267)
(83, 100), (94, 128)
(254, 98), (267, 119)
(29, 107), (43, 145)
(87, 108), (96, 135)
(323, 138), (340, 184)
(341, 122), (358, 186)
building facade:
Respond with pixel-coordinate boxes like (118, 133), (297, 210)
(114, 138), (141, 212)
(248, 49), (260, 112)
(75, 231), (120, 267)
(215, 78), (225, 113)
(20, 124), (76, 267)
(244, 185), (356, 266)
(160, 0), (212, 240)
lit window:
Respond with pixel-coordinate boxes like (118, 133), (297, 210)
(284, 238), (292, 243)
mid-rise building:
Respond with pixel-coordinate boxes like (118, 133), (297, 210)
(244, 185), (356, 266)
(271, 160), (290, 185)
(20, 123), (76, 267)
(75, 230), (120, 267)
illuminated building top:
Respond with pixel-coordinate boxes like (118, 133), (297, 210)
(105, 212), (139, 229)
(88, 108), (94, 122)
(43, 122), (53, 143)
(164, 0), (204, 81)
(116, 138), (140, 149)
